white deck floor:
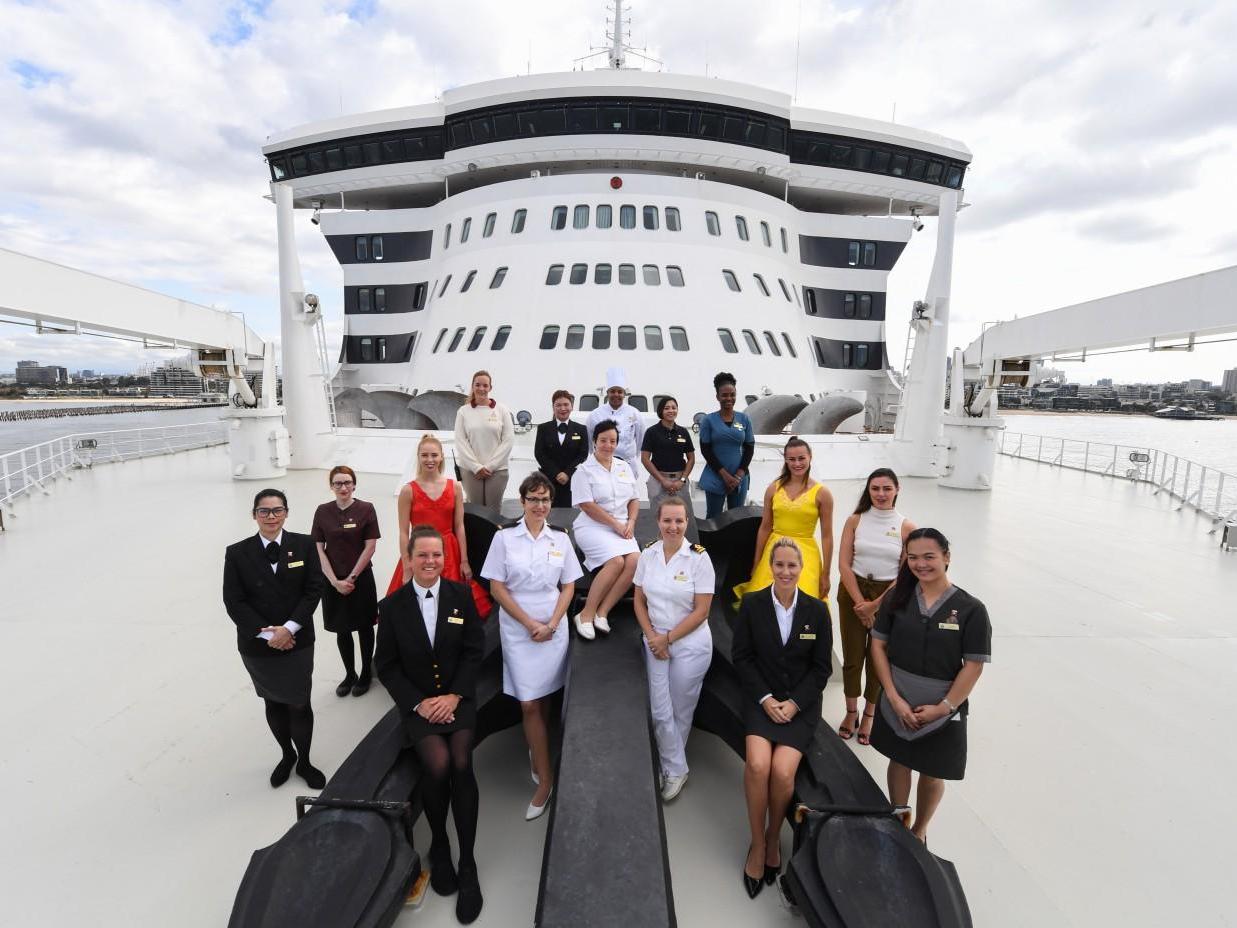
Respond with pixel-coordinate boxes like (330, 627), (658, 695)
(1, 445), (1233, 927)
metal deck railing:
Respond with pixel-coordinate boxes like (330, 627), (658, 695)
(998, 431), (1237, 532)
(0, 421), (229, 523)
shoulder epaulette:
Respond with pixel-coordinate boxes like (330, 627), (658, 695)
(549, 523), (568, 533)
(644, 539), (658, 549)
(499, 519), (521, 530)
(691, 543), (707, 554)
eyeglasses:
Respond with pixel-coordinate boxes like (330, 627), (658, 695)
(523, 497), (553, 506)
(255, 507), (287, 517)
(331, 480), (355, 487)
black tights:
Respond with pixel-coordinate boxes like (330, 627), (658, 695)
(264, 699), (314, 761)
(415, 730), (479, 869)
(335, 626), (375, 679)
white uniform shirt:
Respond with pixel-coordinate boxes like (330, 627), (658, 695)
(571, 455), (639, 522)
(586, 402), (645, 467)
(772, 588), (798, 646)
(481, 519), (583, 597)
(255, 531), (302, 640)
(412, 579), (441, 647)
(634, 540), (716, 648)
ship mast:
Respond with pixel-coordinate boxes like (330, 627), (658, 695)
(575, 1), (662, 71)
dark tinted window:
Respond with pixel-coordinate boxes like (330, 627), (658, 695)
(540, 325), (560, 349)
(780, 227), (789, 253)
(669, 326), (689, 350)
(666, 266), (685, 287)
(643, 264), (661, 285)
(551, 206), (567, 230)
(618, 325), (637, 349)
(847, 241), (860, 266)
(644, 326), (664, 350)
(760, 221), (772, 247)
(618, 264), (636, 285)
(460, 217), (471, 242)
(580, 394), (599, 411)
(433, 328), (448, 352)
(805, 288), (818, 315)
(490, 267), (508, 288)
(461, 270), (477, 293)
(764, 331), (781, 356)
(643, 206), (659, 230)
(595, 263), (612, 284)
(705, 211), (721, 236)
(483, 213), (496, 237)
(597, 204), (613, 228)
(736, 216), (749, 241)
(546, 264), (564, 285)
(438, 275), (452, 298)
(844, 293), (855, 317)
(718, 328), (738, 353)
(355, 236), (368, 261)
(511, 209), (527, 233)
(565, 325), (585, 349)
(665, 207), (681, 231)
(491, 325), (512, 350)
(468, 327), (487, 351)
(863, 242), (877, 266)
(567, 104), (597, 132)
(592, 325), (611, 349)
(628, 394), (648, 412)
(371, 236), (384, 261)
(782, 333), (797, 357)
(619, 205), (636, 229)
(859, 294), (872, 318)
(754, 274), (770, 296)
(358, 288), (371, 313)
(573, 205), (590, 229)
(743, 330), (761, 354)
(722, 270), (740, 292)
(569, 263), (588, 284)
(448, 327), (466, 352)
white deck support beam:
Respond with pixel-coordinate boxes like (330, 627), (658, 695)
(273, 183), (334, 470)
(892, 187), (959, 477)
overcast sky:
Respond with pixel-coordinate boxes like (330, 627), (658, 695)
(2, 0), (1235, 383)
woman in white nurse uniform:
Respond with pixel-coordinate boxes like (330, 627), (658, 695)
(481, 473), (582, 820)
(570, 419), (640, 640)
(633, 495), (716, 802)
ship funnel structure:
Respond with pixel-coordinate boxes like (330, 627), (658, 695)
(790, 396), (865, 435)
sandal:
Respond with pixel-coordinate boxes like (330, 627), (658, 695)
(857, 708), (876, 746)
(837, 708), (859, 740)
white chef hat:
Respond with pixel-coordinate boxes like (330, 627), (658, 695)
(605, 367), (628, 391)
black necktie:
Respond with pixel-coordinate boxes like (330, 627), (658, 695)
(557, 422), (568, 434)
(424, 590), (434, 599)
(265, 542), (280, 564)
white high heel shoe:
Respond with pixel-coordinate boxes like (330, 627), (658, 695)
(525, 785), (554, 821)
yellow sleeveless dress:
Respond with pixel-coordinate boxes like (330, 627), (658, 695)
(733, 482), (824, 601)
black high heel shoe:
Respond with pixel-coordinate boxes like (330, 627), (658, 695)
(742, 847), (764, 899)
(762, 863), (780, 886)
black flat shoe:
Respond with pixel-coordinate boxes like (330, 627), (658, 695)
(295, 761), (326, 790)
(763, 863), (780, 885)
(269, 753), (296, 788)
(743, 869), (764, 899)
(429, 842), (458, 896)
(335, 677), (357, 697)
(351, 676), (371, 697)
(456, 865), (483, 923)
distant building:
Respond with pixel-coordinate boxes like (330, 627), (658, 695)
(1222, 368), (1237, 395)
(15, 361), (68, 386)
(148, 361), (204, 398)
(81, 369), (96, 380)
(1097, 378), (1113, 387)
(1187, 379), (1210, 392)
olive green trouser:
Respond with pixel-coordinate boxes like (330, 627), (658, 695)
(837, 575), (892, 704)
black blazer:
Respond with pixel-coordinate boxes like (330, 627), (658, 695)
(534, 419), (589, 504)
(223, 531), (324, 658)
(375, 578), (485, 716)
(731, 587), (832, 710)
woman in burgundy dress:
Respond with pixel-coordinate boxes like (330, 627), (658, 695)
(387, 434), (492, 617)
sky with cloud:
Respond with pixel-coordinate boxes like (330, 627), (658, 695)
(1, 0), (1234, 384)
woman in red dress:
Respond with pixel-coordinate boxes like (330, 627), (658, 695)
(387, 434), (492, 617)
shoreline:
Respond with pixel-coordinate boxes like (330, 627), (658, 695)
(1001, 408), (1234, 420)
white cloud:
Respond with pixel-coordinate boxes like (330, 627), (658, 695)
(1, 0), (1234, 384)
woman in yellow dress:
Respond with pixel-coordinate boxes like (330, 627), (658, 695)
(734, 437), (834, 602)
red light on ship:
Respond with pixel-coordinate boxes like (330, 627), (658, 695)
(610, 176), (622, 189)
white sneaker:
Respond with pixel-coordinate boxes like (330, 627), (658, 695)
(573, 616), (596, 640)
(593, 615), (611, 635)
(661, 773), (688, 801)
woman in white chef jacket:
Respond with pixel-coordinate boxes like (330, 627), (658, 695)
(481, 473), (582, 820)
(570, 419), (640, 641)
(633, 495), (716, 802)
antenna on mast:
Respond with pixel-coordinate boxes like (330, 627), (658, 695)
(573, 1), (662, 71)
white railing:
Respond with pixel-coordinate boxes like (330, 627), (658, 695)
(998, 431), (1237, 532)
(0, 421), (229, 515)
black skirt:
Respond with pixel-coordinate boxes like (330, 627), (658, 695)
(402, 699), (478, 745)
(870, 706), (968, 780)
(743, 697), (819, 754)
(241, 646), (314, 705)
(321, 567), (378, 633)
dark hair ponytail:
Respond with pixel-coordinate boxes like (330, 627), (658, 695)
(886, 527), (951, 612)
(854, 467), (900, 514)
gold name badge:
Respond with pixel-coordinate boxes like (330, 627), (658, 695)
(676, 437), (686, 443)
(287, 561), (304, 568)
(673, 572), (688, 582)
(343, 523), (357, 529)
(800, 633), (817, 640)
(549, 550), (563, 558)
(938, 622), (960, 631)
(447, 616), (465, 625)
(570, 434), (581, 440)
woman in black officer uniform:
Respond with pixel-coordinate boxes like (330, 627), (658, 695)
(731, 538), (832, 899)
(639, 395), (695, 504)
(868, 527), (991, 844)
(375, 525), (486, 925)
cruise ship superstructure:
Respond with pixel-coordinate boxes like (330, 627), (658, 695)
(261, 60), (971, 435)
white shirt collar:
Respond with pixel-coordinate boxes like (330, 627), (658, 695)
(772, 587), (798, 614)
(515, 518), (548, 541)
(257, 530), (284, 547)
(413, 578), (441, 601)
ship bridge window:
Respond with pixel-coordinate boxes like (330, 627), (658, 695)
(891, 154), (909, 177)
(574, 205), (590, 229)
(698, 111), (721, 139)
(669, 326), (690, 350)
(569, 263), (588, 285)
(602, 104), (628, 130)
(666, 207), (681, 231)
(926, 161), (944, 184)
(778, 279), (792, 301)
(634, 106), (661, 131)
(359, 338), (373, 362)
(908, 158), (927, 181)
(567, 104), (598, 132)
(628, 395), (648, 412)
(551, 206), (568, 230)
(946, 165), (963, 187)
(742, 330), (762, 354)
(307, 151), (325, 173)
(355, 237), (368, 261)
(461, 271), (477, 293)
(358, 288), (372, 313)
(490, 267), (508, 288)
(362, 141), (380, 164)
(460, 217), (472, 243)
(412, 283), (427, 309)
(618, 325), (637, 349)
(511, 209), (527, 233)
(342, 146), (361, 168)
(375, 288), (386, 311)
(597, 204), (613, 228)
(438, 275), (453, 298)
(760, 221), (772, 247)
(843, 293), (855, 317)
(483, 213), (496, 237)
(448, 327), (466, 352)
(540, 325), (560, 349)
(443, 223), (452, 249)
(643, 206), (659, 230)
(872, 150), (891, 173)
(433, 328), (448, 353)
(863, 242), (877, 266)
(595, 264), (612, 284)
(565, 325), (585, 349)
(491, 325), (512, 350)
(469, 117), (492, 144)
(492, 112), (518, 140)
(371, 236), (384, 261)
(805, 288), (818, 315)
(705, 211), (721, 236)
(764, 331), (782, 356)
(754, 274), (771, 296)
(855, 344), (870, 366)
(859, 294), (872, 318)
(546, 264), (564, 285)
(468, 327), (487, 351)
(619, 205), (636, 229)
(666, 266), (685, 287)
(644, 326), (664, 350)
(782, 333), (798, 357)
(643, 265), (661, 285)
(780, 227), (789, 253)
(579, 394), (600, 412)
(593, 325), (611, 349)
(722, 270), (741, 292)
(736, 216), (749, 241)
(618, 264), (636, 285)
(374, 339), (388, 361)
(718, 328), (739, 353)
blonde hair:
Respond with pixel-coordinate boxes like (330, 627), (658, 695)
(769, 537), (803, 567)
(468, 370), (493, 404)
(416, 434), (445, 477)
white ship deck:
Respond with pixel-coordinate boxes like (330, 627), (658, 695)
(2, 445), (1233, 927)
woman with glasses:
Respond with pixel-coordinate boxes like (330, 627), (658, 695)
(312, 466), (381, 697)
(481, 473), (582, 820)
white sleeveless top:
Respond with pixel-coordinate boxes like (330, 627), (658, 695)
(851, 508), (904, 581)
